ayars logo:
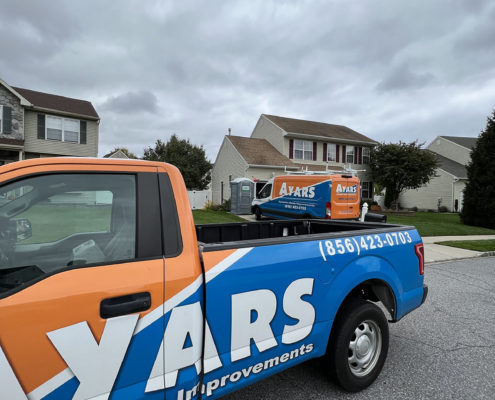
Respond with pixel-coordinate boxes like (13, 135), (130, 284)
(336, 184), (357, 194)
(279, 183), (315, 198)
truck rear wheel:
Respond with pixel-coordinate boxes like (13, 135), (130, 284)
(255, 207), (262, 220)
(327, 299), (389, 392)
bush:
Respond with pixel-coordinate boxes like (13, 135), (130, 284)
(461, 110), (495, 228)
(203, 199), (231, 211)
(438, 205), (449, 213)
(410, 206), (418, 212)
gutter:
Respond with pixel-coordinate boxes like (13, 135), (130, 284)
(248, 164), (299, 170)
(285, 132), (377, 146)
(28, 106), (100, 122)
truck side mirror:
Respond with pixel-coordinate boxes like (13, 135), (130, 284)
(15, 218), (32, 242)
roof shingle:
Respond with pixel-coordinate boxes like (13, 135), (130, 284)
(440, 136), (477, 150)
(263, 114), (376, 144)
(433, 152), (467, 179)
(12, 87), (99, 119)
(227, 136), (297, 168)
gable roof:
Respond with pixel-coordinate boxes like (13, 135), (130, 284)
(433, 152), (467, 179)
(12, 86), (99, 120)
(263, 114), (377, 144)
(440, 136), (477, 150)
(227, 135), (297, 168)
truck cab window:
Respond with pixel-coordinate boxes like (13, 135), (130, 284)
(0, 174), (136, 296)
(258, 184), (272, 199)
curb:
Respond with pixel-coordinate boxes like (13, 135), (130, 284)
(481, 251), (495, 257)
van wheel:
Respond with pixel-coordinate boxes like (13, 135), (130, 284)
(327, 299), (389, 392)
(255, 207), (262, 220)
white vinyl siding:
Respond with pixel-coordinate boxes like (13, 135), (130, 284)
(346, 146), (355, 163)
(327, 143), (337, 162)
(46, 115), (80, 143)
(0, 105), (3, 133)
(294, 139), (313, 160)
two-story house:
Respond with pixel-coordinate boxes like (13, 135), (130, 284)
(0, 78), (99, 165)
(399, 136), (477, 212)
(212, 114), (377, 204)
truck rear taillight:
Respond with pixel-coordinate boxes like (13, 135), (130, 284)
(415, 243), (424, 275)
(325, 202), (331, 219)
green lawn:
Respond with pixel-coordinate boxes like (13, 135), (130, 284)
(386, 212), (495, 237)
(436, 239), (495, 252)
(16, 204), (112, 244)
(193, 210), (246, 224)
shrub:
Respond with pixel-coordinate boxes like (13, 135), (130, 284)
(438, 205), (449, 213)
(410, 206), (418, 212)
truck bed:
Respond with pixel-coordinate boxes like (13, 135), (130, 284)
(196, 219), (413, 250)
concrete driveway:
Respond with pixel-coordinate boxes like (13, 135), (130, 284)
(225, 257), (495, 400)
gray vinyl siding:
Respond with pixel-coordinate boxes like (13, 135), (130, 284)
(428, 137), (471, 166)
(23, 110), (98, 157)
(399, 169), (455, 211)
(251, 115), (285, 150)
(212, 137), (248, 204)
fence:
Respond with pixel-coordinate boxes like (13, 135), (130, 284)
(187, 189), (212, 210)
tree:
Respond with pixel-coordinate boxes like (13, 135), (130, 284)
(143, 134), (212, 190)
(461, 111), (495, 228)
(103, 147), (139, 159)
(369, 141), (438, 210)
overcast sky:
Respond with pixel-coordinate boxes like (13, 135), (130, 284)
(1, 0), (494, 160)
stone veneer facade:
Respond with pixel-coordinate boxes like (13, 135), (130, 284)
(0, 85), (23, 140)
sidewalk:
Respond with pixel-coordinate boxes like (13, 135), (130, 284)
(423, 235), (495, 263)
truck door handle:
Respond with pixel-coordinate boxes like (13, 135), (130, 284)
(100, 292), (151, 319)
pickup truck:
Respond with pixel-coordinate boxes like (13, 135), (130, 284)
(0, 158), (427, 400)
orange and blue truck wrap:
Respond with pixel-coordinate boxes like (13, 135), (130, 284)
(0, 158), (427, 399)
(251, 174), (361, 220)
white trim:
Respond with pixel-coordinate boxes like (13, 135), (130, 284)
(293, 139), (313, 161)
(0, 78), (32, 107)
(31, 106), (99, 122)
(0, 104), (3, 133)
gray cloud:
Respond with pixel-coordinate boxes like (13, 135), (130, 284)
(100, 90), (159, 114)
(0, 0), (493, 160)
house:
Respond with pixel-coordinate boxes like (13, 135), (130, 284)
(212, 114), (377, 204)
(399, 136), (477, 212)
(0, 78), (99, 166)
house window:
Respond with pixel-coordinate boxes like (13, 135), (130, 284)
(327, 143), (337, 162)
(294, 140), (313, 160)
(362, 147), (370, 164)
(46, 115), (80, 143)
(346, 146), (355, 163)
(362, 182), (372, 199)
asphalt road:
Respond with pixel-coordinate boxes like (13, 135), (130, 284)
(225, 257), (495, 400)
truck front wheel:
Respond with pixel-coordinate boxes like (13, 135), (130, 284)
(327, 299), (389, 392)
(255, 207), (262, 220)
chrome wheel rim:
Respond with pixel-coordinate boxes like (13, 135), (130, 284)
(348, 319), (382, 377)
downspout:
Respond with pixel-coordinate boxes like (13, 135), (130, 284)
(452, 178), (459, 212)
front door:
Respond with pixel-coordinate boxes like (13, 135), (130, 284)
(0, 165), (165, 399)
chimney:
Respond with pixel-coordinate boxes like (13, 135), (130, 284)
(228, 128), (231, 136)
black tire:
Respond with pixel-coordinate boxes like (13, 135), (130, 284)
(255, 207), (262, 220)
(327, 299), (389, 392)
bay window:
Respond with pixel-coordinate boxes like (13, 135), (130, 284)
(46, 116), (80, 143)
(346, 146), (355, 163)
(294, 140), (313, 160)
(327, 143), (337, 162)
(362, 147), (370, 164)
